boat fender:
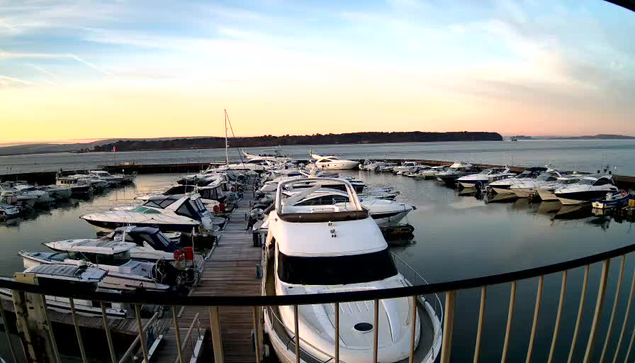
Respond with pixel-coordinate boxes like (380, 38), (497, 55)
(174, 249), (185, 261)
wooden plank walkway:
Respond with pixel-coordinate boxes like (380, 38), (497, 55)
(155, 194), (262, 363)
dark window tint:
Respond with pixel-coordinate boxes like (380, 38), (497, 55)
(296, 195), (349, 206)
(277, 249), (397, 285)
(594, 178), (612, 186)
(176, 202), (197, 219)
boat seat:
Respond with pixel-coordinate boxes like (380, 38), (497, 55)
(278, 210), (369, 223)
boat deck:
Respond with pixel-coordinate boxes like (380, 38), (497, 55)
(155, 192), (262, 363)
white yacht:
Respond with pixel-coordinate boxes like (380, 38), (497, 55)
(215, 159), (268, 172)
(0, 264), (129, 318)
(89, 170), (125, 186)
(555, 175), (619, 205)
(55, 174), (94, 196)
(457, 168), (515, 189)
(279, 188), (414, 228)
(416, 166), (448, 180)
(436, 162), (478, 187)
(537, 175), (583, 201)
(509, 171), (564, 198)
(311, 152), (359, 170)
(136, 180), (227, 213)
(81, 194), (215, 234)
(0, 203), (20, 221)
(487, 167), (548, 195)
(70, 173), (110, 191)
(392, 161), (424, 175)
(40, 185), (72, 201)
(19, 241), (172, 292)
(263, 178), (442, 363)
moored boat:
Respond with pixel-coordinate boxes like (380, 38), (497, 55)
(262, 178), (442, 363)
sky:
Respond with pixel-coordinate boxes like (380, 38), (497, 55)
(0, 0), (634, 143)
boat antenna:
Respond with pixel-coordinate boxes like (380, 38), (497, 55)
(225, 110), (245, 165)
(224, 109), (230, 165)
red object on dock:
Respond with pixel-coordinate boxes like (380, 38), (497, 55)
(183, 247), (194, 261)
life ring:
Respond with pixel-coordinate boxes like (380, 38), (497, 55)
(173, 249), (185, 261)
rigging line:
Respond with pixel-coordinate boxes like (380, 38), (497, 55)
(225, 111), (245, 164)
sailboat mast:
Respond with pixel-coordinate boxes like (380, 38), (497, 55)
(224, 109), (230, 165)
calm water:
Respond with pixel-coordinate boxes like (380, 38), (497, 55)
(3, 139), (635, 175)
(1, 170), (633, 361)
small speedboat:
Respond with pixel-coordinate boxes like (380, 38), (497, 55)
(0, 264), (129, 318)
(0, 203), (20, 221)
(20, 241), (179, 293)
(591, 190), (630, 210)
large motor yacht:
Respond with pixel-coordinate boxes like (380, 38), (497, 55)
(537, 175), (584, 201)
(509, 170), (564, 198)
(262, 178), (442, 363)
(436, 162), (479, 187)
(457, 168), (515, 189)
(487, 167), (548, 195)
(81, 194), (216, 234)
(555, 174), (619, 205)
(311, 152), (359, 170)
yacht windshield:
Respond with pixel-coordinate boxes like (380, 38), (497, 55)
(537, 173), (555, 181)
(580, 178), (596, 185)
(277, 249), (398, 285)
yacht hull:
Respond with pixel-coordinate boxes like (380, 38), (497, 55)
(537, 189), (558, 201)
(371, 210), (410, 227)
(21, 253), (171, 293)
(510, 188), (536, 198)
(556, 191), (612, 205)
(83, 219), (199, 233)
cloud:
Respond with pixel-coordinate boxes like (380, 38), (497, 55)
(0, 74), (36, 86)
(67, 54), (114, 77)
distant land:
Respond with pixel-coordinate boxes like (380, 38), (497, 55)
(547, 134), (635, 140)
(90, 132), (503, 153)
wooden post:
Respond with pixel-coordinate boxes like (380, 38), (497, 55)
(12, 272), (59, 363)
(209, 306), (225, 363)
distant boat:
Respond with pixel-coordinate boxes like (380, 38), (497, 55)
(511, 137), (519, 142)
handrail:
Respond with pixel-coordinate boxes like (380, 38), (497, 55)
(4, 241), (635, 306)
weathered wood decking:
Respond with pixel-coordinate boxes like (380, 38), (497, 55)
(155, 194), (262, 363)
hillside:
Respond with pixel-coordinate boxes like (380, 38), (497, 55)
(92, 131), (503, 152)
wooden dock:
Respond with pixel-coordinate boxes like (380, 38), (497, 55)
(155, 193), (262, 363)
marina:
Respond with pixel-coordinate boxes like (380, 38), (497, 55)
(1, 147), (635, 362)
(2, 0), (635, 361)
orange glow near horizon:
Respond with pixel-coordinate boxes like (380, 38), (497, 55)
(1, 1), (633, 143)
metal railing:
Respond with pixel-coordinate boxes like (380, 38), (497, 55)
(3, 241), (635, 362)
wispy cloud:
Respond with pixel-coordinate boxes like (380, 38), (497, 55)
(67, 54), (114, 77)
(0, 74), (36, 86)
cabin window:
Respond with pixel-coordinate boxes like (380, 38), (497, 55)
(95, 251), (130, 266)
(176, 202), (199, 219)
(277, 249), (398, 285)
(594, 179), (611, 186)
(296, 195), (349, 206)
(166, 186), (190, 194)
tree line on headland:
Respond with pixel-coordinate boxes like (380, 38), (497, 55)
(92, 131), (503, 152)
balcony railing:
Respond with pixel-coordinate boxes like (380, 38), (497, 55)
(2, 241), (635, 362)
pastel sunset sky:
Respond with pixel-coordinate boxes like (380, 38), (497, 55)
(0, 0), (633, 143)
